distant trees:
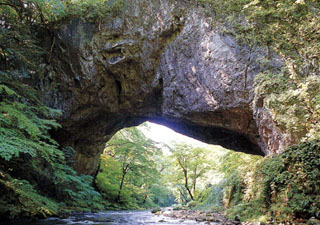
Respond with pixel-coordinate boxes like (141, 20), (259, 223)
(96, 126), (175, 207)
(96, 125), (214, 207)
(106, 127), (160, 203)
(169, 143), (211, 201)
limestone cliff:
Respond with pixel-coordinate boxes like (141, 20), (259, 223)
(43, 0), (286, 174)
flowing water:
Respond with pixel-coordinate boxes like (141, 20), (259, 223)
(1, 210), (215, 225)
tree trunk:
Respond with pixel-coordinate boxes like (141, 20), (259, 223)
(116, 171), (127, 203)
(193, 178), (196, 196)
(192, 167), (197, 196)
(184, 169), (194, 200)
(92, 160), (101, 191)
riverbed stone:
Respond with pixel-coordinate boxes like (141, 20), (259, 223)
(160, 209), (238, 225)
(307, 217), (320, 225)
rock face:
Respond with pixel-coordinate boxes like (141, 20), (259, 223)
(44, 0), (285, 175)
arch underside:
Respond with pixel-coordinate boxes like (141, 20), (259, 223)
(53, 113), (264, 175)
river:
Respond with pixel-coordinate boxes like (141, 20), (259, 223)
(1, 210), (215, 225)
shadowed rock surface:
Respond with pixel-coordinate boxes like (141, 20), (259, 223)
(41, 0), (285, 175)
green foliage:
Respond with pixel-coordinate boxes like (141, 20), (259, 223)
(242, 0), (319, 77)
(199, 0), (320, 142)
(96, 126), (175, 209)
(52, 162), (105, 212)
(168, 143), (212, 201)
(195, 184), (225, 212)
(0, 84), (61, 161)
(218, 150), (261, 176)
(0, 0), (124, 28)
(0, 4), (45, 75)
(149, 184), (175, 207)
(254, 72), (320, 141)
(96, 155), (122, 204)
(0, 0), (112, 218)
(0, 82), (105, 216)
(199, 0), (319, 77)
(0, 0), (62, 165)
(220, 140), (320, 222)
(0, 170), (59, 219)
(64, 0), (124, 22)
(264, 141), (320, 220)
(0, 157), (105, 218)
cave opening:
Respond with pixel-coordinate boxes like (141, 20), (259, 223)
(96, 121), (262, 208)
(55, 115), (265, 176)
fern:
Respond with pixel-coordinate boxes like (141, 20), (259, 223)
(0, 1), (109, 217)
(0, 170), (60, 218)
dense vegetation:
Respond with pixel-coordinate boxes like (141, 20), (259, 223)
(189, 1), (320, 222)
(95, 126), (214, 210)
(0, 0), (123, 219)
(0, 71), (104, 218)
(96, 126), (175, 209)
(166, 143), (212, 202)
(194, 141), (320, 223)
(1, 0), (320, 223)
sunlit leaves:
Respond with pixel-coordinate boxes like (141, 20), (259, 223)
(168, 143), (212, 200)
(0, 85), (61, 161)
(97, 127), (164, 207)
(221, 140), (320, 221)
(96, 126), (175, 208)
(254, 71), (320, 141)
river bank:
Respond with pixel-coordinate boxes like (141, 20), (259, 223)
(154, 209), (240, 224)
(155, 209), (320, 225)
(2, 209), (320, 225)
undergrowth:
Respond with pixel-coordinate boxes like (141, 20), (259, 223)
(224, 140), (320, 223)
(0, 0), (111, 219)
(194, 141), (320, 223)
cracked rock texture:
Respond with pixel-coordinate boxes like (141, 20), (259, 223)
(43, 0), (286, 175)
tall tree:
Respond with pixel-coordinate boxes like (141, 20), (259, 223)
(103, 126), (160, 203)
(170, 143), (194, 200)
(170, 143), (210, 201)
(190, 147), (210, 196)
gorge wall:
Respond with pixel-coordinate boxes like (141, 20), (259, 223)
(42, 0), (287, 175)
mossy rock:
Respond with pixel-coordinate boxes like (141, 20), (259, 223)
(151, 207), (161, 214)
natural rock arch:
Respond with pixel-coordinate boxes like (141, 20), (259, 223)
(43, 0), (287, 175)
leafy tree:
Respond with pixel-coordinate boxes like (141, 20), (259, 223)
(97, 126), (169, 207)
(190, 147), (211, 196)
(96, 125), (178, 208)
(148, 184), (176, 207)
(105, 127), (160, 202)
(169, 143), (211, 201)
